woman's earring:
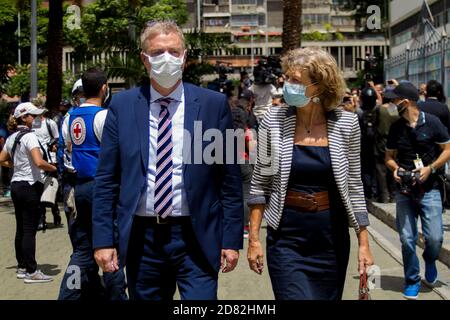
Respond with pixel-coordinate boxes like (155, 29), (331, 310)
(312, 97), (321, 104)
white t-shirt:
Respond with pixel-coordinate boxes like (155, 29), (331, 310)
(62, 104), (108, 147)
(4, 128), (44, 184)
(249, 84), (277, 120)
(32, 117), (59, 163)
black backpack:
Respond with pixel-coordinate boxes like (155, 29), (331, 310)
(11, 128), (48, 163)
(360, 106), (380, 141)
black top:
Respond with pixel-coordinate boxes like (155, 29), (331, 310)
(418, 98), (450, 133)
(386, 111), (450, 191)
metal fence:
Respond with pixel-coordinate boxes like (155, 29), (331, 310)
(384, 37), (450, 102)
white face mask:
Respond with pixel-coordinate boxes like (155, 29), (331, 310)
(144, 51), (184, 89)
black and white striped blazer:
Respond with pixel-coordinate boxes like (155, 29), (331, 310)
(248, 104), (370, 233)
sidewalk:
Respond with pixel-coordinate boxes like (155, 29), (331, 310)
(367, 200), (450, 267)
(0, 196), (445, 300)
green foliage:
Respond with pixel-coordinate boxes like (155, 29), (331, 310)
(63, 0), (189, 87)
(335, 32), (345, 41)
(4, 64), (48, 97)
(302, 31), (332, 41)
(0, 0), (49, 92)
(4, 64), (75, 99)
(183, 62), (215, 86)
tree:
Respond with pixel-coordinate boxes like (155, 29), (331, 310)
(46, 0), (63, 112)
(64, 0), (189, 87)
(0, 0), (49, 94)
(282, 0), (302, 53)
(0, 0), (17, 91)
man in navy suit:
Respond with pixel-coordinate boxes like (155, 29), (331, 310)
(92, 21), (244, 300)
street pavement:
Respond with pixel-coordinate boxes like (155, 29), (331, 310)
(0, 198), (446, 300)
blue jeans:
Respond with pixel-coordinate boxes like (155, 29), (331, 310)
(396, 189), (444, 285)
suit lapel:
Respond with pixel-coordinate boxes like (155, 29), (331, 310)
(134, 85), (151, 171)
(182, 83), (201, 175)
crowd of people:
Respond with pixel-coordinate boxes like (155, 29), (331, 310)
(0, 20), (447, 301)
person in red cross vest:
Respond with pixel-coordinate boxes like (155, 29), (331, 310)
(58, 68), (127, 300)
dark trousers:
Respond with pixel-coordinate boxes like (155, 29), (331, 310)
(58, 180), (127, 300)
(127, 216), (218, 300)
(11, 181), (44, 273)
(375, 161), (396, 202)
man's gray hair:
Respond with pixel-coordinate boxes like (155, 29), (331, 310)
(140, 20), (186, 52)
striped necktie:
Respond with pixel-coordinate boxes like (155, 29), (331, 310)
(154, 97), (174, 218)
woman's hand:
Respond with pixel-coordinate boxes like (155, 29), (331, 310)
(247, 239), (264, 274)
(358, 245), (374, 275)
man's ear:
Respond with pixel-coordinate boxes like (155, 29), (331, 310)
(141, 51), (150, 68)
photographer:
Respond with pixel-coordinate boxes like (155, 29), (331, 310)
(385, 82), (450, 300)
(249, 57), (281, 122)
(32, 110), (61, 229)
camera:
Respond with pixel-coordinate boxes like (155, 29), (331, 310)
(397, 170), (421, 195)
(357, 52), (378, 81)
(253, 56), (282, 85)
(207, 61), (234, 97)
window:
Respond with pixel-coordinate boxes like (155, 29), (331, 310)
(332, 16), (352, 26)
(232, 0), (256, 4)
(331, 47), (338, 63)
(205, 18), (229, 26)
(345, 46), (353, 68)
(231, 14), (259, 26)
(302, 14), (330, 25)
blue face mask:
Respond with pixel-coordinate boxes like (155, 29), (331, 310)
(283, 82), (314, 108)
(79, 98), (86, 105)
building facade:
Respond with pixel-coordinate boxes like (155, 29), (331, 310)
(386, 0), (450, 100)
(184, 0), (388, 79)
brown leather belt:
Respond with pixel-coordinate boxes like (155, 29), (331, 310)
(284, 190), (330, 212)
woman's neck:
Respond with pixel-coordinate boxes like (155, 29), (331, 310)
(296, 102), (326, 126)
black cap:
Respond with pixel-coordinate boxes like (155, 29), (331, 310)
(384, 82), (419, 101)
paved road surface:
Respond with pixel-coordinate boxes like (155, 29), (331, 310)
(0, 199), (445, 300)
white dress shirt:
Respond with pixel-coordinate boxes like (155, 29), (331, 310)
(135, 82), (190, 217)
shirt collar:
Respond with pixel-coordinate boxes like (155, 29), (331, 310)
(418, 111), (426, 127)
(150, 82), (183, 103)
(405, 111), (426, 127)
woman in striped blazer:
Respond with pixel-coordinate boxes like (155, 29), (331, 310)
(247, 47), (374, 300)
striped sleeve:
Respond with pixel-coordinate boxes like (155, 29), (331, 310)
(347, 113), (370, 227)
(248, 108), (277, 205)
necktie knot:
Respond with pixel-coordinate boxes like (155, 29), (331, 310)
(157, 97), (173, 109)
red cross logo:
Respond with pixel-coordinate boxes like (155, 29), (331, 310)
(73, 123), (82, 139)
(70, 117), (86, 145)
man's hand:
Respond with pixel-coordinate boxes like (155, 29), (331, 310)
(221, 249), (239, 273)
(94, 248), (119, 273)
(393, 167), (403, 183)
(414, 166), (432, 183)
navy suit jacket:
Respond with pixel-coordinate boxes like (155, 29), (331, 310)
(92, 82), (244, 272)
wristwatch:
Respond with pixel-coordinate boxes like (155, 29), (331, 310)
(429, 164), (437, 174)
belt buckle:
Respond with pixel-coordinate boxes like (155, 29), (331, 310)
(303, 194), (319, 212)
(156, 215), (169, 224)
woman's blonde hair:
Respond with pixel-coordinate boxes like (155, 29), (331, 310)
(281, 47), (346, 111)
(7, 115), (23, 132)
